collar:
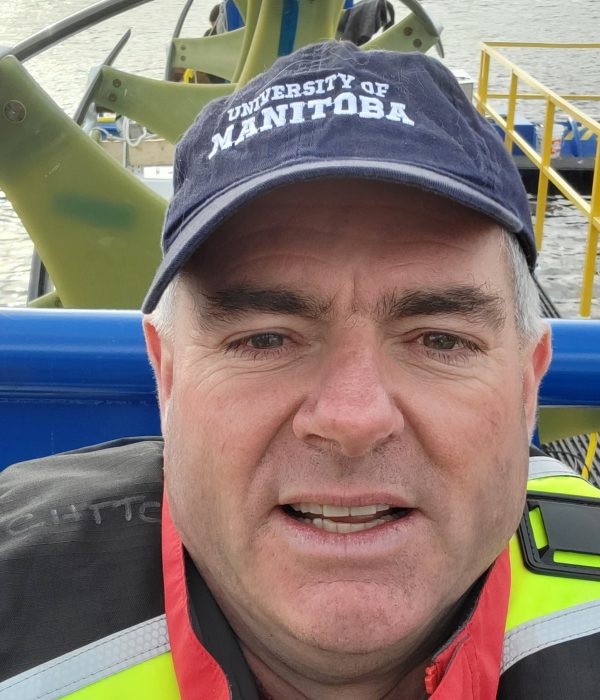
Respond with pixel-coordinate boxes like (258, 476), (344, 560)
(424, 548), (510, 698)
(162, 495), (511, 700)
(162, 495), (232, 699)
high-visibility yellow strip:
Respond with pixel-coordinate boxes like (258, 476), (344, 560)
(506, 474), (600, 632)
(529, 506), (548, 549)
(554, 550), (600, 567)
(66, 653), (180, 699)
(503, 593), (600, 673)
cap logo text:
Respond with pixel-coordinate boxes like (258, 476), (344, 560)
(208, 72), (414, 160)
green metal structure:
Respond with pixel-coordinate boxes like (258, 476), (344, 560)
(0, 56), (165, 309)
(0, 0), (443, 309)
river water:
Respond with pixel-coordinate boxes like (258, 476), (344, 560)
(1, 0), (599, 315)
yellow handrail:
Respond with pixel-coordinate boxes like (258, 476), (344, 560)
(583, 432), (598, 481)
(483, 41), (600, 49)
(474, 42), (600, 318)
(487, 93), (600, 101)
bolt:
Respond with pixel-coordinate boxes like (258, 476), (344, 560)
(3, 100), (26, 123)
(112, 78), (121, 88)
(108, 93), (117, 103)
(404, 26), (413, 36)
(180, 44), (186, 50)
(180, 55), (186, 61)
(413, 38), (422, 48)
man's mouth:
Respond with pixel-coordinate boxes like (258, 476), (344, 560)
(282, 503), (410, 534)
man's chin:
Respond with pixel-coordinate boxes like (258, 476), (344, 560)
(272, 583), (428, 657)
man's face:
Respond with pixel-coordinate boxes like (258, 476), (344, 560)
(146, 180), (550, 674)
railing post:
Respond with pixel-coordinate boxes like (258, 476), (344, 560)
(505, 71), (519, 154)
(477, 46), (490, 116)
(580, 147), (600, 317)
(534, 99), (556, 252)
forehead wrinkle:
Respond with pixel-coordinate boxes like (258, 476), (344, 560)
(376, 286), (507, 330)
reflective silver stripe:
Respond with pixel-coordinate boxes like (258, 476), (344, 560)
(502, 598), (600, 673)
(528, 455), (578, 481)
(0, 614), (170, 700)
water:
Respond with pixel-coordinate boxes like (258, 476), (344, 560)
(1, 0), (599, 315)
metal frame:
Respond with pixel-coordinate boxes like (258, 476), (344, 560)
(475, 41), (600, 317)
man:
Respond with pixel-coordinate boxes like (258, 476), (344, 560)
(1, 41), (599, 699)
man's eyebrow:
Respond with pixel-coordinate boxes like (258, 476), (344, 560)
(195, 284), (506, 330)
(198, 285), (332, 324)
(376, 287), (506, 329)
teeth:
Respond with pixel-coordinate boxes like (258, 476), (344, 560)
(322, 504), (350, 517)
(291, 503), (393, 516)
(287, 502), (403, 534)
(291, 503), (323, 515)
(322, 518), (338, 533)
(311, 518), (386, 533)
(349, 504), (377, 516)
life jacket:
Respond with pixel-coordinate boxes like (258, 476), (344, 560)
(1, 452), (599, 700)
(498, 454), (600, 698)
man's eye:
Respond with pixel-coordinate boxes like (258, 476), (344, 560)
(224, 331), (292, 358)
(247, 333), (284, 349)
(422, 332), (463, 351)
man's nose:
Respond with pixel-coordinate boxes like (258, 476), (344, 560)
(292, 344), (404, 458)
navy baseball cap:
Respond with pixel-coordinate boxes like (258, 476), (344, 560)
(142, 41), (536, 312)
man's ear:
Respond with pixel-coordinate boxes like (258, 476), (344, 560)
(143, 316), (174, 428)
(523, 323), (553, 438)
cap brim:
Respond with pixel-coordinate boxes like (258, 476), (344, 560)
(142, 158), (530, 312)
